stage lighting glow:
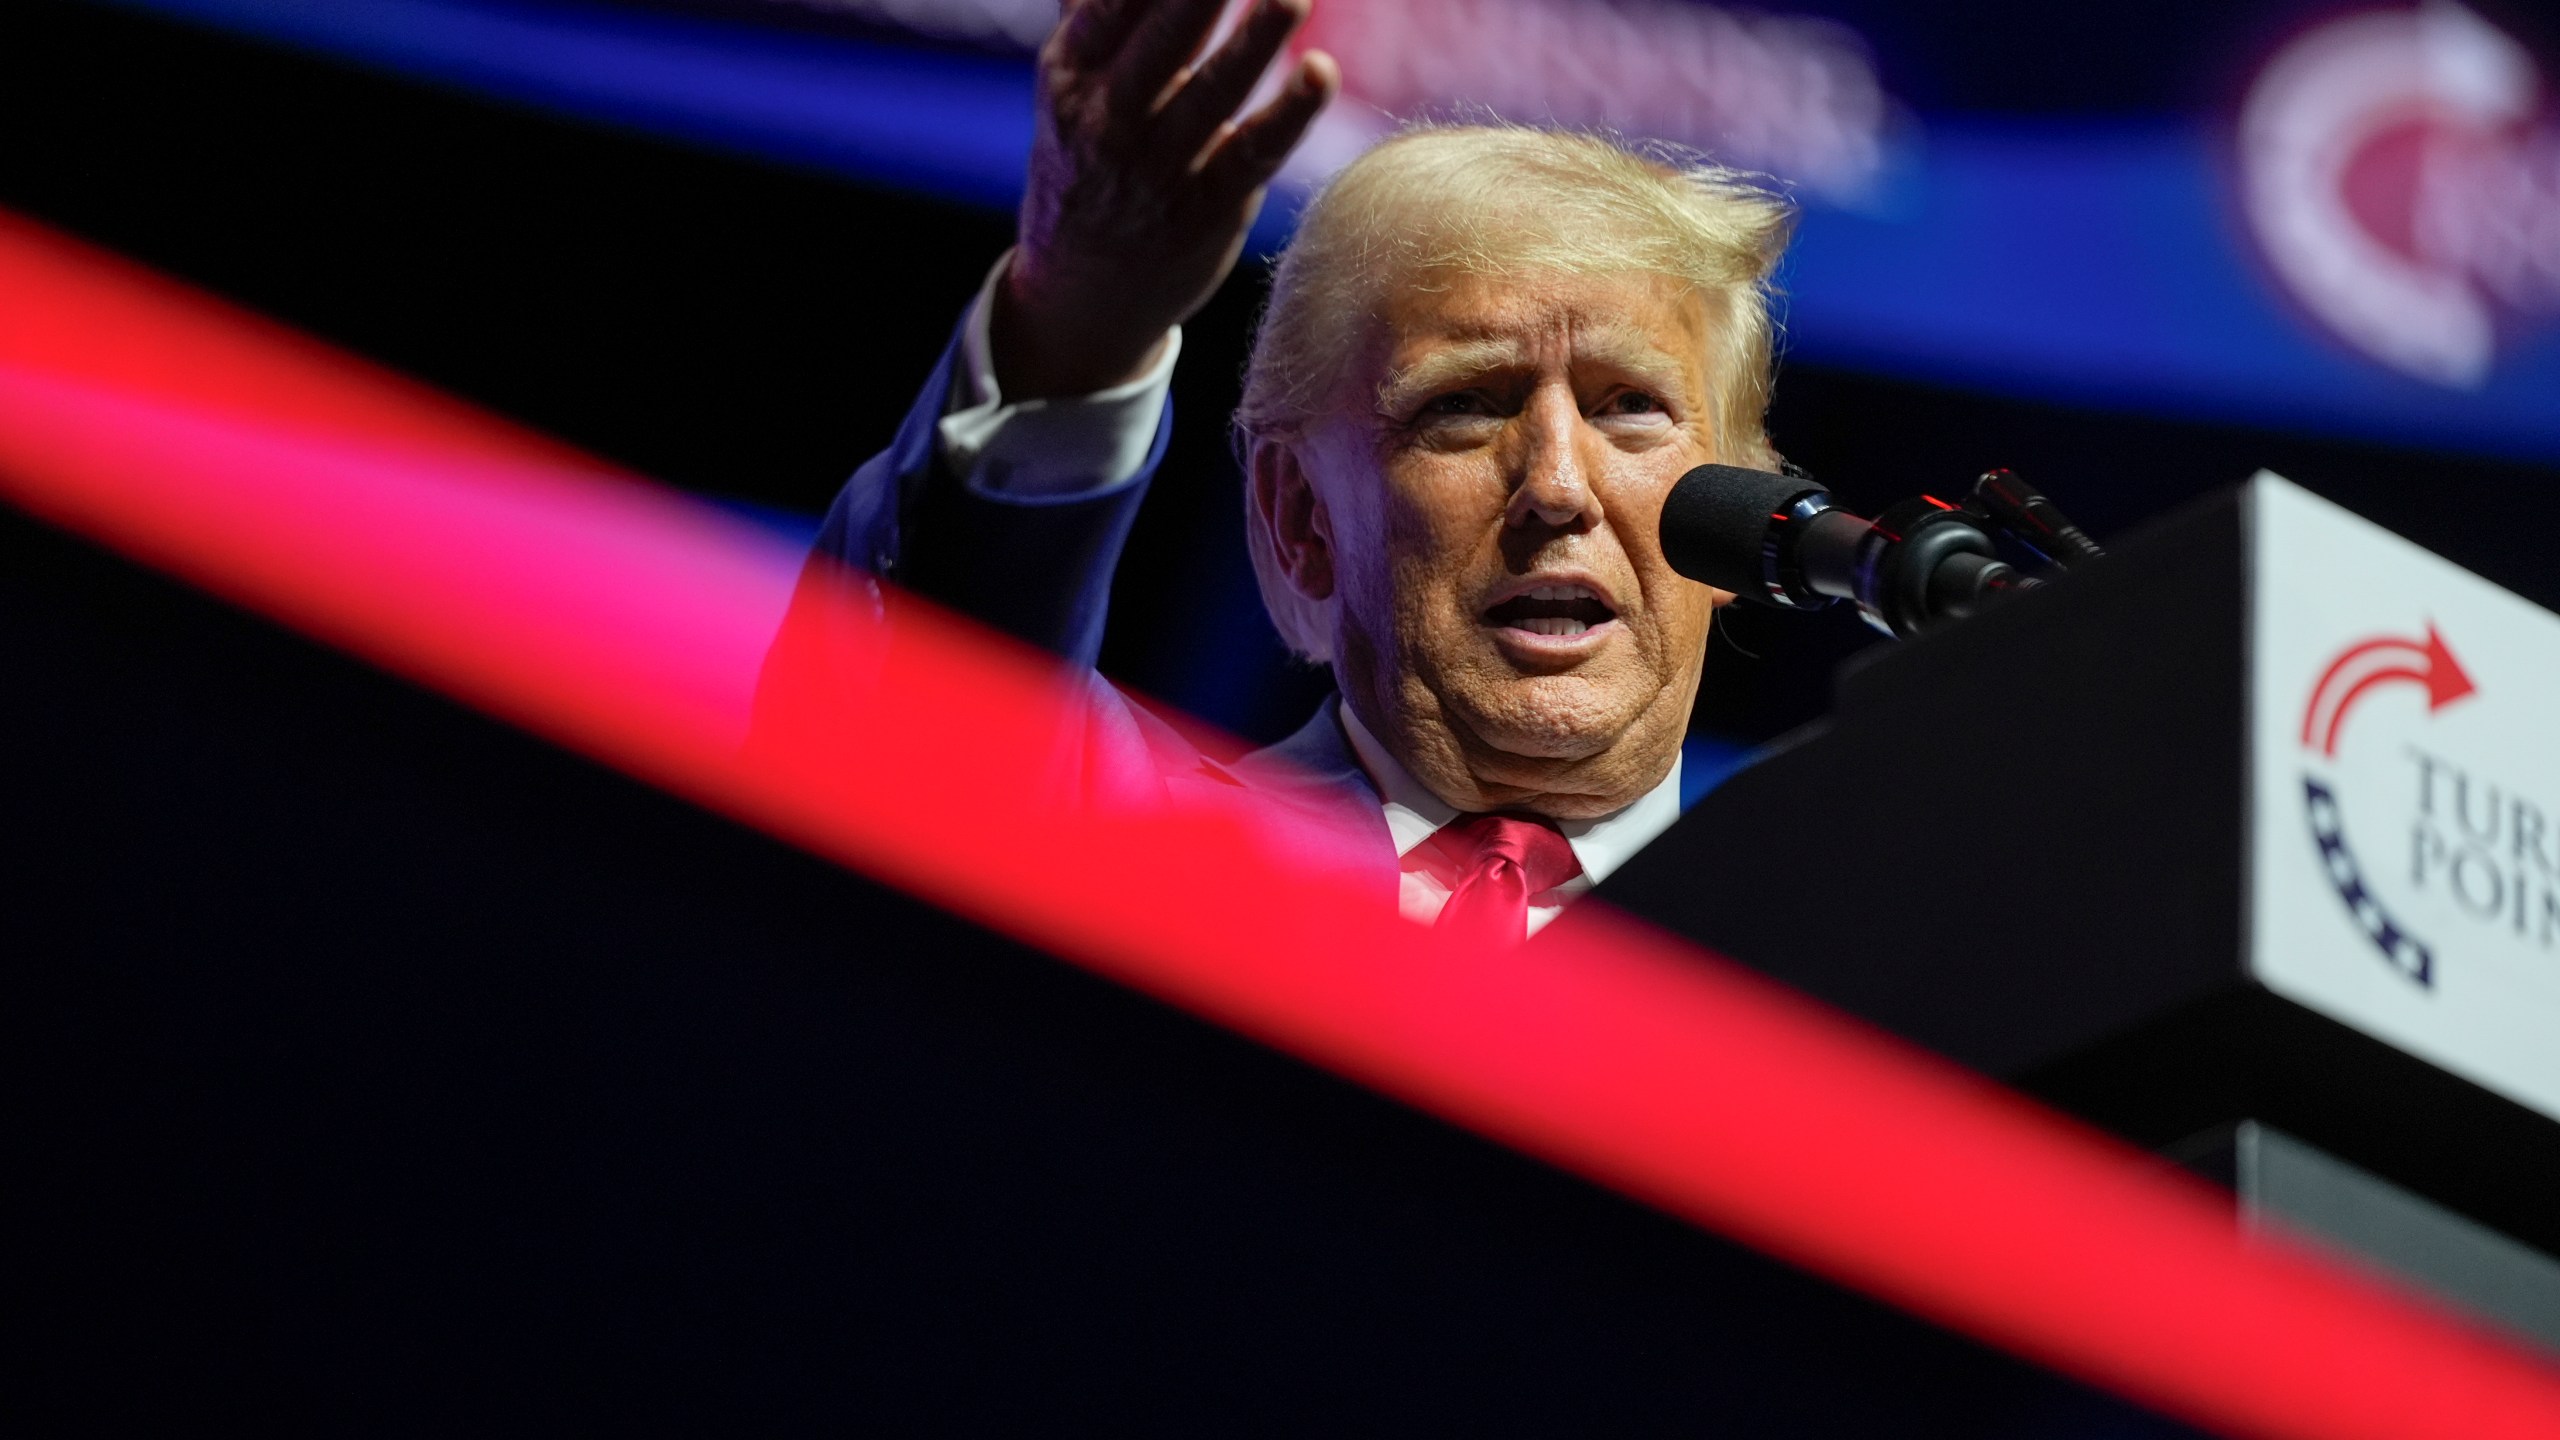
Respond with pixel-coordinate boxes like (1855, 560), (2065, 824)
(1288, 0), (1896, 206)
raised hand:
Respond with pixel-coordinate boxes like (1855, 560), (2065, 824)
(992, 0), (1339, 400)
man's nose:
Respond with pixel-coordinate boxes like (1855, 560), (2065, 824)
(1506, 388), (1600, 531)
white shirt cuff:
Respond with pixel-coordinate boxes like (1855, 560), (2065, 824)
(936, 250), (1179, 499)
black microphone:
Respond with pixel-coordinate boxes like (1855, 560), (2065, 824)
(1659, 464), (2035, 639)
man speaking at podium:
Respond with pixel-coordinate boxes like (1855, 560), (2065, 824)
(777, 0), (1792, 944)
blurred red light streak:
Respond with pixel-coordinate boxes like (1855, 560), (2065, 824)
(3, 207), (2558, 1440)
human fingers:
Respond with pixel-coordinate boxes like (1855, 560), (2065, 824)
(1199, 50), (1338, 196)
(1051, 0), (1145, 70)
(1152, 0), (1311, 163)
(1103, 0), (1243, 121)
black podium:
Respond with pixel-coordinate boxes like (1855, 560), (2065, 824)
(1599, 474), (2560, 1351)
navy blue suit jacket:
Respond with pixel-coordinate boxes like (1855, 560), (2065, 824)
(795, 324), (1402, 897)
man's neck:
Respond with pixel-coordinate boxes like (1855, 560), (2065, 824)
(1335, 698), (1685, 885)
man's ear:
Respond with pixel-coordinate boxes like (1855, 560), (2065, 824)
(1248, 439), (1336, 602)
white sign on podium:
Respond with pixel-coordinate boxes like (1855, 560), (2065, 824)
(2249, 474), (2560, 1124)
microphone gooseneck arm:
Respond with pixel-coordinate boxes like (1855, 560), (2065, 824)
(1969, 468), (2105, 572)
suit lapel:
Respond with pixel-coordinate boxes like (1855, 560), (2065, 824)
(1232, 699), (1399, 898)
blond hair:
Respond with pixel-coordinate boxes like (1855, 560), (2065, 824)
(1236, 124), (1795, 662)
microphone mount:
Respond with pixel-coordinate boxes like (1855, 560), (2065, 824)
(1661, 465), (2102, 640)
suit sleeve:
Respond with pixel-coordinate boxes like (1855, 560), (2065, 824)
(803, 302), (1172, 670)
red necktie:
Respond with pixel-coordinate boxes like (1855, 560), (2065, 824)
(1433, 813), (1583, 950)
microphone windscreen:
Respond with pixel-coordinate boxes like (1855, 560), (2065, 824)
(1659, 464), (1825, 597)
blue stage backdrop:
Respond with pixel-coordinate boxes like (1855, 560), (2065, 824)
(90, 0), (2560, 466)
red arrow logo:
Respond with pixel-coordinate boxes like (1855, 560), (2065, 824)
(2299, 625), (2476, 758)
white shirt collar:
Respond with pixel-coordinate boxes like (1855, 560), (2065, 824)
(1334, 698), (1683, 887)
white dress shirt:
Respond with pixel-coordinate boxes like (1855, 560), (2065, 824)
(931, 255), (1685, 930)
(936, 252), (1181, 499)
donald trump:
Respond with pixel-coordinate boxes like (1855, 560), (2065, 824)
(772, 0), (1793, 945)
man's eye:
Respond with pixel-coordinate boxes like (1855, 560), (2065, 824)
(1601, 391), (1664, 416)
(1422, 391), (1492, 418)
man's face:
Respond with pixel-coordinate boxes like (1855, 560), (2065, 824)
(1302, 267), (1729, 817)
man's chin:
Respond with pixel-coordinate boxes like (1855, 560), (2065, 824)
(1450, 672), (1643, 762)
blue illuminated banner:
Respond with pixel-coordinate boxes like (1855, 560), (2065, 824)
(94, 0), (2560, 465)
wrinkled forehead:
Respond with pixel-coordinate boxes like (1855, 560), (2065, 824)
(1354, 267), (1719, 407)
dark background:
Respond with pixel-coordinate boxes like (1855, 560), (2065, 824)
(6, 0), (2557, 753)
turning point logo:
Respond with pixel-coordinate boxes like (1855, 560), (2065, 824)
(2304, 627), (2560, 985)
(2299, 626), (2474, 986)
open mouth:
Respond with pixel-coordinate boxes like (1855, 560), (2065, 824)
(1482, 583), (1618, 638)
